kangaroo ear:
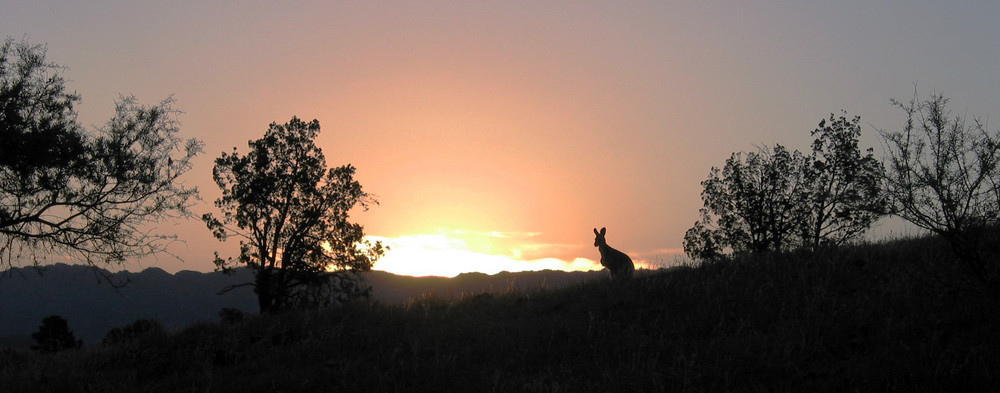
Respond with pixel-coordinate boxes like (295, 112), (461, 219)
(594, 228), (599, 236)
(600, 227), (606, 235)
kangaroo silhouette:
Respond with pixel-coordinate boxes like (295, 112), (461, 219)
(593, 227), (634, 279)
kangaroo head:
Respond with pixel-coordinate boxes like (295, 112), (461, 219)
(593, 227), (607, 247)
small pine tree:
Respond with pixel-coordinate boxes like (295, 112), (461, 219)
(31, 315), (82, 353)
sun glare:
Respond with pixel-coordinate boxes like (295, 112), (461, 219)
(367, 231), (604, 277)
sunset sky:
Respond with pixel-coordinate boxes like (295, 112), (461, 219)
(4, 1), (999, 276)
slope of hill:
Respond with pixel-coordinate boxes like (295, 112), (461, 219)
(365, 269), (606, 304)
(0, 264), (258, 347)
(1, 236), (997, 392)
(0, 265), (604, 347)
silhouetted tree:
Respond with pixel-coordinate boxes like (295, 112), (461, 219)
(685, 113), (887, 260)
(31, 315), (82, 352)
(797, 113), (886, 249)
(684, 145), (807, 258)
(203, 117), (384, 313)
(879, 91), (1000, 285)
(0, 38), (202, 268)
(102, 318), (164, 346)
(681, 215), (725, 261)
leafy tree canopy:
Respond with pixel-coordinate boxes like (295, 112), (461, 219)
(203, 117), (384, 313)
(798, 113), (886, 249)
(684, 144), (807, 258)
(685, 113), (885, 260)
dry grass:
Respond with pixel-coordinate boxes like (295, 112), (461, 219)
(2, 235), (998, 392)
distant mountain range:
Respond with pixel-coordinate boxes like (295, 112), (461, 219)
(0, 264), (607, 349)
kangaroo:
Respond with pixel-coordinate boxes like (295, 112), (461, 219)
(593, 227), (634, 279)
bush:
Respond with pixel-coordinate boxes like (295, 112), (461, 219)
(102, 319), (164, 346)
(218, 308), (246, 325)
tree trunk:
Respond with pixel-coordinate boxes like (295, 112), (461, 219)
(256, 269), (275, 314)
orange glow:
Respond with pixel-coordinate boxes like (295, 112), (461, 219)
(365, 229), (666, 277)
(368, 231), (605, 277)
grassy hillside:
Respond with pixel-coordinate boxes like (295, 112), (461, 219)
(0, 265), (601, 347)
(2, 236), (997, 392)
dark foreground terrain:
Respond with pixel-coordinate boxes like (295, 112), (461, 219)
(1, 235), (998, 392)
(0, 265), (605, 347)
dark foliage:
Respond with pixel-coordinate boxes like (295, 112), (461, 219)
(685, 144), (807, 257)
(30, 315), (81, 353)
(685, 113), (885, 259)
(218, 308), (245, 325)
(0, 38), (202, 268)
(203, 117), (384, 313)
(798, 113), (886, 249)
(102, 319), (164, 346)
